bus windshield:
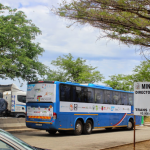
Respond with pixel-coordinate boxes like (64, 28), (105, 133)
(26, 83), (56, 102)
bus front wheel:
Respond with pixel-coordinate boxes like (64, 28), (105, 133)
(74, 120), (83, 135)
(83, 120), (93, 134)
(127, 120), (133, 130)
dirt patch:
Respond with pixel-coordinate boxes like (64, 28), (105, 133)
(103, 140), (150, 150)
(145, 116), (150, 122)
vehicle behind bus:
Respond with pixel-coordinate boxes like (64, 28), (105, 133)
(26, 81), (141, 135)
(0, 84), (26, 117)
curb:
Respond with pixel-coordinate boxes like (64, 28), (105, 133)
(5, 128), (39, 133)
(100, 139), (150, 150)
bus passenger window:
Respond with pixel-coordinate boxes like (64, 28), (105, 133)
(60, 85), (65, 101)
(95, 89), (104, 104)
(87, 88), (94, 103)
(112, 92), (120, 105)
(104, 91), (112, 104)
(73, 87), (88, 102)
(76, 86), (82, 102)
(60, 84), (71, 101)
(72, 86), (76, 102)
(121, 93), (129, 105)
(128, 93), (133, 105)
(82, 88), (88, 102)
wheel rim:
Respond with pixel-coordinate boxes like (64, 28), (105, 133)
(128, 121), (132, 129)
(76, 123), (82, 133)
(86, 123), (92, 133)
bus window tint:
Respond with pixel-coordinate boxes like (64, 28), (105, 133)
(121, 93), (129, 105)
(72, 86), (76, 102)
(82, 88), (88, 102)
(60, 84), (71, 101)
(128, 93), (133, 105)
(104, 91), (112, 104)
(95, 89), (104, 104)
(72, 87), (88, 102)
(112, 92), (121, 105)
(74, 86), (81, 102)
(87, 88), (94, 103)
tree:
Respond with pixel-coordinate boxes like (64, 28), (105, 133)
(46, 69), (68, 82)
(46, 53), (104, 83)
(0, 3), (47, 81)
(104, 61), (150, 91)
(103, 74), (133, 91)
(133, 61), (150, 82)
(54, 0), (150, 58)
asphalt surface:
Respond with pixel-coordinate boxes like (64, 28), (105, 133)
(8, 125), (150, 150)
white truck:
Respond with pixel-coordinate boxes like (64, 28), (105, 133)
(0, 84), (26, 118)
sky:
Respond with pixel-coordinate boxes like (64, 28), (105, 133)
(0, 0), (144, 92)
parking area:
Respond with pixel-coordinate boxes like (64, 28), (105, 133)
(10, 126), (150, 150)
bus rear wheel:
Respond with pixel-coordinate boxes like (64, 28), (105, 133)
(127, 120), (133, 130)
(83, 120), (93, 134)
(74, 120), (83, 135)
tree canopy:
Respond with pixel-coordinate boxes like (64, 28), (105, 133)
(46, 53), (104, 83)
(0, 3), (47, 81)
(103, 60), (150, 91)
(55, 0), (150, 57)
(103, 74), (133, 91)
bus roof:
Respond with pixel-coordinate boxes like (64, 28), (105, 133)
(28, 81), (133, 93)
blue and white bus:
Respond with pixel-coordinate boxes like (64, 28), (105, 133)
(26, 81), (141, 135)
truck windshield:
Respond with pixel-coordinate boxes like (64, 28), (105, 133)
(26, 83), (56, 103)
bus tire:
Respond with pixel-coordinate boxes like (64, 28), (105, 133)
(48, 130), (57, 135)
(74, 120), (83, 135)
(83, 120), (92, 134)
(127, 120), (133, 130)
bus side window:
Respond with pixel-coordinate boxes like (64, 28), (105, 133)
(128, 93), (133, 105)
(60, 85), (65, 101)
(73, 87), (88, 102)
(72, 86), (76, 102)
(104, 90), (112, 104)
(87, 88), (94, 103)
(112, 92), (120, 105)
(82, 87), (88, 102)
(95, 89), (104, 104)
(121, 93), (129, 105)
(60, 84), (71, 101)
(66, 85), (71, 101)
(76, 86), (82, 102)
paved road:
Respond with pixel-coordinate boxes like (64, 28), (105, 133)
(12, 126), (150, 150)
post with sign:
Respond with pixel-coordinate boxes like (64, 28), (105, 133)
(134, 82), (150, 150)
